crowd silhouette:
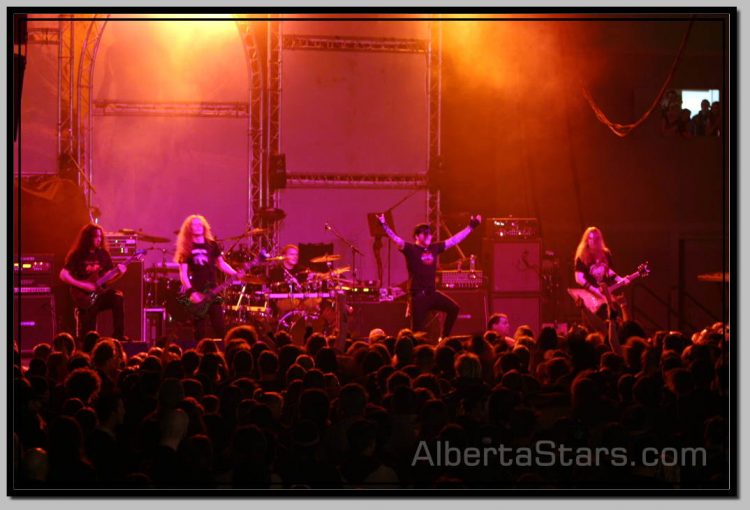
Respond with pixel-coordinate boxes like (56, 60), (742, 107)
(13, 318), (729, 490)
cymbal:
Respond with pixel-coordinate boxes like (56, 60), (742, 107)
(310, 254), (342, 263)
(239, 274), (267, 285)
(263, 255), (286, 263)
(316, 266), (351, 280)
(334, 278), (356, 287)
(119, 228), (170, 244)
(223, 227), (268, 241)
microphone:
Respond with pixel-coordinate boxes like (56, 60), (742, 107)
(324, 222), (332, 231)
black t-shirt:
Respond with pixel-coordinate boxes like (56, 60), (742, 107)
(179, 240), (222, 291)
(575, 251), (616, 287)
(65, 249), (114, 282)
(401, 241), (446, 293)
(268, 264), (308, 291)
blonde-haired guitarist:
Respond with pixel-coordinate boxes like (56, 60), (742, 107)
(175, 214), (239, 342)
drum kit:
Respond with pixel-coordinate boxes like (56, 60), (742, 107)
(134, 225), (352, 344)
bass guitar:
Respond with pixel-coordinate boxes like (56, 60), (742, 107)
(567, 262), (651, 314)
(178, 268), (247, 318)
(70, 249), (147, 309)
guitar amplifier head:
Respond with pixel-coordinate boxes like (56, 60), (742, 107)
(437, 270), (485, 289)
(14, 254), (55, 274)
(107, 234), (139, 259)
(485, 218), (540, 240)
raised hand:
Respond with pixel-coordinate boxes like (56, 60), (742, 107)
(376, 213), (386, 224)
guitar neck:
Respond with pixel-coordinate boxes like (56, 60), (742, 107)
(206, 270), (245, 296)
(95, 267), (119, 288)
(94, 252), (143, 288)
(608, 271), (640, 293)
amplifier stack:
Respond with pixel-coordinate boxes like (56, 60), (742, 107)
(101, 251), (145, 343)
(14, 254), (56, 352)
(483, 218), (542, 335)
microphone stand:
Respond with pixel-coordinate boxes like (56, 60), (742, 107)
(325, 223), (364, 281)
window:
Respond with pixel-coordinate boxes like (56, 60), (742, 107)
(679, 89), (720, 115)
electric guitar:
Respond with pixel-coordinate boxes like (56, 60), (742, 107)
(567, 262), (651, 314)
(70, 249), (147, 309)
(178, 268), (248, 318)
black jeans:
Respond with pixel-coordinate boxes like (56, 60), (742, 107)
(192, 301), (225, 342)
(410, 290), (460, 338)
(77, 288), (125, 341)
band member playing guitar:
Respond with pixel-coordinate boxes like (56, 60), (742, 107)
(175, 214), (239, 342)
(573, 226), (628, 319)
(572, 226), (651, 353)
(59, 224), (127, 341)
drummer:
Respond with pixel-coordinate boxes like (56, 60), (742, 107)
(268, 244), (313, 292)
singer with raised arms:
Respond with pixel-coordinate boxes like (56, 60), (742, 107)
(376, 212), (482, 341)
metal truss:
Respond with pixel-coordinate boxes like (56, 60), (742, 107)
(427, 19), (442, 239)
(28, 27), (60, 45)
(56, 15), (264, 235)
(267, 16), (282, 251)
(57, 17), (74, 160)
(287, 174), (427, 189)
(54, 16), (442, 256)
(55, 16), (108, 205)
(92, 101), (249, 118)
(282, 34), (428, 54)
(235, 18), (270, 251)
(78, 16), (109, 206)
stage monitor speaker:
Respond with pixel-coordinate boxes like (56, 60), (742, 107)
(14, 294), (56, 353)
(440, 289), (488, 336)
(270, 153), (287, 191)
(97, 261), (144, 340)
(347, 300), (409, 340)
(490, 294), (541, 338)
(485, 239), (541, 293)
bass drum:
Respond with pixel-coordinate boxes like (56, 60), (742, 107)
(224, 304), (273, 337)
(276, 311), (326, 346)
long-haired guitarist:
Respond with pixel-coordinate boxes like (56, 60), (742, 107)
(175, 214), (239, 342)
(59, 223), (127, 341)
(573, 226), (627, 320)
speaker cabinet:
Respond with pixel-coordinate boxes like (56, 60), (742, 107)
(484, 239), (541, 293)
(347, 300), (409, 340)
(490, 294), (541, 338)
(97, 261), (144, 340)
(441, 289), (488, 336)
(14, 294), (56, 353)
